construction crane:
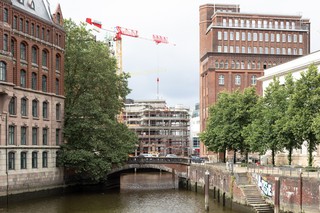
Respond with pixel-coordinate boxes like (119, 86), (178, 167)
(85, 18), (173, 75)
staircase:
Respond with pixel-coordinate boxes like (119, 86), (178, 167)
(235, 173), (274, 213)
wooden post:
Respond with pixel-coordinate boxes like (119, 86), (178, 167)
(274, 177), (280, 213)
(299, 170), (303, 213)
(205, 170), (210, 211)
(172, 169), (176, 189)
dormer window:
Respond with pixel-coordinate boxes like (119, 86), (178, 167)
(27, 0), (35, 10)
(18, 0), (24, 4)
(57, 13), (61, 23)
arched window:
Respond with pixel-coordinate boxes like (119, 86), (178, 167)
(236, 61), (240, 69)
(42, 50), (48, 67)
(215, 60), (219, 68)
(218, 74), (225, 85)
(20, 70), (26, 88)
(42, 75), (47, 92)
(20, 43), (27, 60)
(241, 61), (245, 69)
(220, 61), (224, 69)
(32, 46), (38, 64)
(3, 34), (8, 51)
(11, 39), (16, 57)
(247, 61), (252, 69)
(8, 152), (15, 170)
(3, 8), (9, 23)
(9, 97), (17, 115)
(43, 101), (48, 119)
(57, 13), (61, 23)
(43, 128), (48, 145)
(21, 97), (28, 116)
(56, 103), (61, 120)
(21, 152), (27, 169)
(235, 74), (241, 85)
(32, 99), (38, 117)
(31, 72), (37, 90)
(231, 60), (235, 69)
(55, 78), (59, 95)
(252, 61), (256, 70)
(56, 54), (61, 71)
(42, 152), (48, 168)
(32, 151), (38, 168)
(0, 61), (6, 81)
(251, 75), (257, 85)
(225, 61), (229, 69)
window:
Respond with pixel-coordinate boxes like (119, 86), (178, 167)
(257, 20), (262, 28)
(43, 101), (48, 119)
(236, 61), (240, 69)
(299, 48), (303, 55)
(41, 27), (45, 40)
(259, 33), (263, 41)
(31, 72), (37, 90)
(293, 34), (297, 43)
(21, 98), (27, 116)
(293, 48), (297, 55)
(227, 19), (231, 27)
(230, 32), (234, 40)
(36, 25), (39, 37)
(223, 46), (228, 53)
(220, 61), (224, 69)
(19, 18), (23, 31)
(9, 97), (16, 115)
(217, 46), (222, 52)
(248, 46), (251, 53)
(253, 33), (257, 41)
(20, 70), (26, 88)
(231, 61), (235, 69)
(288, 48), (292, 55)
(276, 48), (280, 54)
(218, 31), (222, 40)
(241, 46), (245, 53)
(32, 152), (38, 168)
(276, 34), (280, 42)
(56, 103), (61, 120)
(21, 152), (27, 169)
(265, 47), (269, 54)
(230, 46), (234, 53)
(18, 0), (24, 3)
(42, 75), (47, 92)
(246, 20), (250, 28)
(3, 8), (9, 23)
(46, 30), (50, 41)
(253, 47), (257, 54)
(271, 48), (275, 54)
(240, 19), (244, 27)
(292, 22), (296, 29)
(252, 20), (256, 28)
(234, 19), (239, 27)
(56, 55), (60, 71)
(299, 34), (303, 43)
(31, 23), (34, 36)
(43, 128), (48, 145)
(265, 33), (269, 42)
(282, 48), (286, 55)
(247, 32), (251, 41)
(286, 21), (290, 29)
(247, 61), (251, 69)
(56, 129), (60, 145)
(236, 32), (240, 40)
(241, 32), (246, 41)
(282, 34), (286, 42)
(235, 46), (239, 53)
(32, 127), (38, 145)
(30, 1), (35, 9)
(263, 20), (268, 28)
(251, 75), (257, 85)
(280, 21), (284, 29)
(241, 61), (245, 69)
(259, 47), (263, 54)
(20, 43), (27, 60)
(270, 33), (274, 42)
(32, 99), (38, 117)
(11, 39), (15, 57)
(42, 152), (48, 168)
(0, 61), (6, 81)
(57, 13), (61, 23)
(13, 16), (17, 29)
(9, 125), (15, 145)
(8, 152), (15, 170)
(25, 20), (29, 34)
(223, 31), (228, 40)
(42, 50), (48, 67)
(215, 60), (219, 68)
(32, 46), (37, 64)
(225, 61), (229, 69)
(252, 61), (256, 69)
(3, 34), (8, 51)
(235, 74), (241, 85)
(21, 126), (27, 145)
(288, 34), (292, 42)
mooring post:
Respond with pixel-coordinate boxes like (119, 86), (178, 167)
(299, 169), (303, 213)
(205, 170), (210, 211)
(172, 169), (176, 189)
(274, 177), (280, 213)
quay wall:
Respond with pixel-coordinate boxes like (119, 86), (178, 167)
(188, 164), (320, 213)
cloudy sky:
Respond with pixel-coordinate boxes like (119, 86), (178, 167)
(48, 0), (320, 109)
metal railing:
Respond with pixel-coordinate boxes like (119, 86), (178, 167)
(127, 157), (190, 165)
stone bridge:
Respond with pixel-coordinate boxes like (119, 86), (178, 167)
(108, 157), (190, 178)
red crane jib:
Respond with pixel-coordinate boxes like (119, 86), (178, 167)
(115, 26), (139, 39)
(153, 35), (169, 44)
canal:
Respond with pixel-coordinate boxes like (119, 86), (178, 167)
(1, 172), (251, 213)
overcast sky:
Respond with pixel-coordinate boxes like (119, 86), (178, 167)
(48, 0), (320, 109)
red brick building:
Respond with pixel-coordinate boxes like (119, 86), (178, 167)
(0, 0), (65, 196)
(199, 4), (310, 157)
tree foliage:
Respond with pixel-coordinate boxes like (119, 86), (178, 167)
(200, 87), (258, 162)
(59, 19), (137, 182)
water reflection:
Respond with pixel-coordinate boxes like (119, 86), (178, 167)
(1, 172), (250, 213)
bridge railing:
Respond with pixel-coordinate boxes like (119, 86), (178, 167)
(127, 157), (190, 165)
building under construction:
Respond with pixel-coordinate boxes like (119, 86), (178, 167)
(124, 99), (190, 157)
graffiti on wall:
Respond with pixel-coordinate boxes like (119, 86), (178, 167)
(256, 175), (273, 197)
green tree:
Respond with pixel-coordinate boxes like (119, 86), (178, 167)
(275, 74), (302, 165)
(244, 78), (287, 165)
(60, 19), (137, 182)
(289, 64), (320, 166)
(200, 87), (258, 163)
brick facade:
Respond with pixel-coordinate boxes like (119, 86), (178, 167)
(199, 4), (311, 157)
(0, 0), (65, 197)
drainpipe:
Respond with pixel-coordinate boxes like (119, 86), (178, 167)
(5, 113), (9, 208)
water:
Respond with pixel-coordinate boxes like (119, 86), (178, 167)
(1, 172), (249, 213)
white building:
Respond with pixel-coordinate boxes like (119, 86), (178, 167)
(190, 103), (200, 156)
(259, 50), (320, 166)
